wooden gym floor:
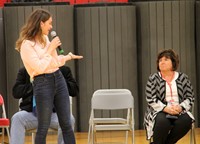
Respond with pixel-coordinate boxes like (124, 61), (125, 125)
(2, 128), (200, 144)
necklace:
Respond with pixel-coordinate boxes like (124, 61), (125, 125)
(161, 71), (175, 103)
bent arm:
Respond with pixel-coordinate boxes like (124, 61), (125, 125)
(179, 74), (195, 111)
(146, 75), (166, 112)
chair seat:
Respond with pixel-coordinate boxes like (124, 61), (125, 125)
(95, 124), (132, 131)
(0, 118), (10, 126)
(93, 118), (127, 124)
(27, 128), (57, 133)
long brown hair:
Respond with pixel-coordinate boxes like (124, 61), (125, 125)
(15, 9), (51, 52)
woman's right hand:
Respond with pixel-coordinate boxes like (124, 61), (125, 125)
(48, 36), (62, 54)
(163, 105), (179, 115)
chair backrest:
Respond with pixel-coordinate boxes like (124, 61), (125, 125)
(0, 94), (4, 105)
(0, 94), (10, 144)
(0, 94), (7, 118)
(92, 89), (133, 110)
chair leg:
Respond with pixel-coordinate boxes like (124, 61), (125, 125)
(88, 125), (91, 144)
(91, 128), (94, 144)
(32, 132), (35, 144)
(132, 130), (134, 144)
(149, 137), (153, 144)
(190, 124), (196, 144)
(2, 128), (5, 144)
(6, 127), (10, 143)
(125, 131), (128, 144)
(93, 130), (97, 144)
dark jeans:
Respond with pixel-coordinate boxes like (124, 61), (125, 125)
(153, 112), (192, 144)
(33, 70), (75, 144)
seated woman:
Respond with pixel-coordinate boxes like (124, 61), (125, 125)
(144, 49), (195, 144)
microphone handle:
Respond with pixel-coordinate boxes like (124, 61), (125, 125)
(52, 36), (64, 54)
(58, 47), (64, 54)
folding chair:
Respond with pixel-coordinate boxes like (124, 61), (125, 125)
(88, 89), (134, 144)
(0, 94), (10, 144)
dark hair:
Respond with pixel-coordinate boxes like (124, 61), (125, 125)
(157, 49), (179, 71)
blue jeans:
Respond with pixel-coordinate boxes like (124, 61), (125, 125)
(33, 70), (75, 144)
(10, 110), (75, 144)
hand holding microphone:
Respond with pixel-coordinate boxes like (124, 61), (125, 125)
(51, 31), (64, 54)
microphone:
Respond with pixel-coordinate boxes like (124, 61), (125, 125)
(50, 31), (64, 54)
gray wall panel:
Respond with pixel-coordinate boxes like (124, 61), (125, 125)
(157, 2), (165, 50)
(75, 5), (137, 131)
(75, 8), (90, 131)
(108, 7), (116, 89)
(180, 1), (186, 71)
(164, 1), (172, 48)
(4, 7), (22, 119)
(99, 7), (109, 89)
(77, 8), (94, 131)
(91, 7), (102, 118)
(99, 7), (109, 118)
(195, 1), (200, 127)
(91, 7), (101, 91)
(0, 8), (7, 108)
(172, 1), (180, 50)
(115, 7), (123, 89)
(149, 2), (157, 72)
(136, 2), (151, 126)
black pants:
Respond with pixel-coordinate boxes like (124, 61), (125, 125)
(153, 112), (192, 144)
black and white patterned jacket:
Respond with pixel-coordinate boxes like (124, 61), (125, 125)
(144, 72), (195, 139)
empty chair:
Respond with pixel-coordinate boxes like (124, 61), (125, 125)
(88, 89), (134, 144)
(0, 94), (10, 144)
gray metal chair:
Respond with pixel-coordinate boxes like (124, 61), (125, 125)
(87, 89), (134, 144)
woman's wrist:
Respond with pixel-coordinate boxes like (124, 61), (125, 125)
(162, 106), (167, 112)
(68, 53), (73, 60)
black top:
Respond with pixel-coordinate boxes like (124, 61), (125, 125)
(12, 66), (79, 112)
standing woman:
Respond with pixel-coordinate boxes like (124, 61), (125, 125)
(144, 49), (194, 144)
(15, 9), (83, 144)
